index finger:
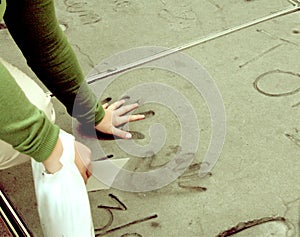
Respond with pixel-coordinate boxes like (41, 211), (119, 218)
(108, 100), (126, 110)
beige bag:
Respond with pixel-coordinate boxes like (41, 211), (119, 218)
(0, 58), (55, 169)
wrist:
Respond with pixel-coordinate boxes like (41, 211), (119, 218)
(42, 138), (63, 173)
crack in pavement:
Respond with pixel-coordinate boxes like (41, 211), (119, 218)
(256, 28), (299, 46)
(279, 196), (300, 236)
(239, 43), (283, 68)
(72, 43), (96, 69)
(216, 216), (288, 237)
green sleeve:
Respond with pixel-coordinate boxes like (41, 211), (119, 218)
(0, 62), (60, 162)
(0, 0), (104, 161)
(3, 0), (105, 125)
(0, 0), (6, 20)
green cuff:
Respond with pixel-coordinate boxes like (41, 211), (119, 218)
(13, 117), (60, 163)
(29, 123), (60, 162)
(94, 103), (105, 126)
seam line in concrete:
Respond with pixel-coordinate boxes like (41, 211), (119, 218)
(87, 2), (300, 84)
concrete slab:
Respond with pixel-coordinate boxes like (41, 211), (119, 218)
(54, 0), (291, 74)
(0, 0), (299, 236)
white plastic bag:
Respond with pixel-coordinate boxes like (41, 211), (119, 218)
(31, 130), (95, 237)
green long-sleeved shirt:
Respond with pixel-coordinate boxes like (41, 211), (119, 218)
(0, 0), (104, 162)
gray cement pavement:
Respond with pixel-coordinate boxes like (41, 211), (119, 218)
(0, 0), (300, 236)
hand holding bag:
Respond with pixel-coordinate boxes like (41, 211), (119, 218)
(31, 130), (95, 237)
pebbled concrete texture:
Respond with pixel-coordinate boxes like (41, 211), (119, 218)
(0, 0), (300, 236)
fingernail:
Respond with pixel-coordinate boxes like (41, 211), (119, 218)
(126, 133), (132, 139)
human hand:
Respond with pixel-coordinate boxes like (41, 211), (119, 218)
(74, 141), (92, 184)
(95, 99), (145, 139)
(42, 133), (92, 184)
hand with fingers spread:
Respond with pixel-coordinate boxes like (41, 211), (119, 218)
(95, 99), (145, 139)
